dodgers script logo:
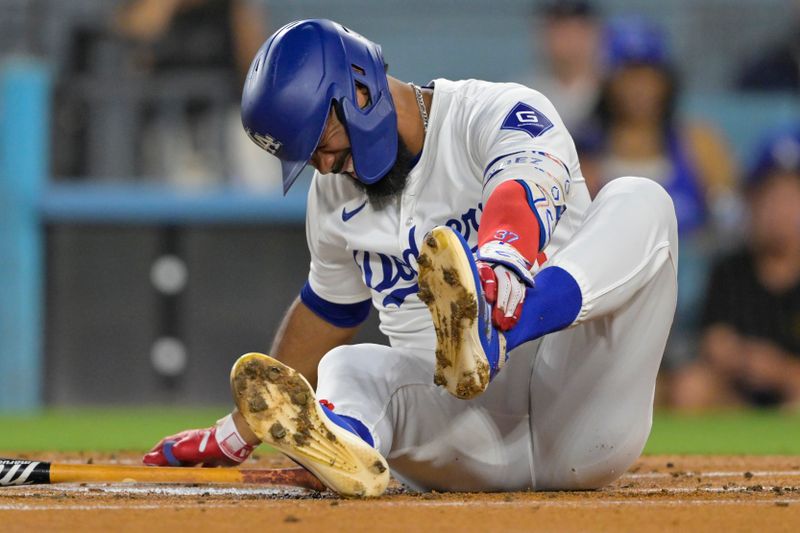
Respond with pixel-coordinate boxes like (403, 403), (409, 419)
(501, 102), (554, 139)
(353, 207), (482, 307)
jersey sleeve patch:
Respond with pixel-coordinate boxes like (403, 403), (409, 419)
(500, 102), (554, 139)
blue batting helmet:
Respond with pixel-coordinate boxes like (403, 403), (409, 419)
(241, 19), (397, 193)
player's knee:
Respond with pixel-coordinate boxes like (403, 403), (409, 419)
(601, 177), (678, 243)
(609, 177), (676, 225)
(317, 343), (398, 389)
(537, 426), (649, 490)
(319, 344), (373, 378)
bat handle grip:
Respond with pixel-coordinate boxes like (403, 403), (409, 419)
(0, 459), (51, 486)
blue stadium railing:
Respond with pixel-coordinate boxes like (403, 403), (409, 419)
(0, 58), (48, 412)
(40, 182), (307, 225)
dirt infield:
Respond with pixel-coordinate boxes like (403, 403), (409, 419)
(2, 453), (800, 532)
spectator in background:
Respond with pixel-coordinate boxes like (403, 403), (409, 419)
(114, 0), (274, 189)
(579, 16), (738, 369)
(671, 126), (800, 409)
(518, 0), (602, 132)
(115, 0), (265, 85)
(737, 2), (800, 91)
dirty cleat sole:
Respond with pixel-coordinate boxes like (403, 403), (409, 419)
(230, 352), (389, 497)
(417, 227), (506, 400)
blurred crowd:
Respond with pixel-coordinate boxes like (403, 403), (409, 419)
(43, 0), (800, 410)
(52, 0), (276, 189)
(525, 0), (800, 411)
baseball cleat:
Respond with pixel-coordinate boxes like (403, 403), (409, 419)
(230, 353), (389, 498)
(417, 226), (507, 400)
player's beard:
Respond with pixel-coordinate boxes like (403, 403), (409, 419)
(350, 138), (416, 210)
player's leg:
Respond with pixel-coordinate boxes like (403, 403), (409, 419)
(526, 176), (679, 489)
(316, 342), (536, 492)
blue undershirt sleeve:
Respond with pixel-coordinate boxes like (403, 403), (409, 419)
(300, 281), (372, 328)
(504, 266), (582, 351)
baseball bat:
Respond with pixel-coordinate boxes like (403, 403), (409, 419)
(0, 458), (325, 491)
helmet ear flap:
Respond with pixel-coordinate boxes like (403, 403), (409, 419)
(331, 80), (372, 136)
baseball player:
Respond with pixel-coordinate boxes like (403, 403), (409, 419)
(143, 19), (678, 497)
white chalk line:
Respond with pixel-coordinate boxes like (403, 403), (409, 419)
(34, 485), (306, 497)
(625, 470), (800, 480)
(2, 483), (793, 499)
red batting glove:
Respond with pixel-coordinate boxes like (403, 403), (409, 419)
(143, 414), (255, 467)
(477, 260), (526, 331)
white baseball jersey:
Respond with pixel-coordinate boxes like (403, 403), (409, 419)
(305, 78), (592, 350)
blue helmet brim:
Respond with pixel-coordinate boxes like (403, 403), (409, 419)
(280, 158), (310, 194)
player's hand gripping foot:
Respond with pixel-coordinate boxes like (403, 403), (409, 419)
(418, 226), (507, 399)
(230, 352), (390, 497)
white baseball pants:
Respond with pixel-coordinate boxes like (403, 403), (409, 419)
(316, 177), (679, 491)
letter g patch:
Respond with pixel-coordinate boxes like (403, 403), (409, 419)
(501, 102), (554, 139)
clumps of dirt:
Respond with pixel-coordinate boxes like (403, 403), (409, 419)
(282, 374), (309, 404)
(417, 253), (431, 268)
(449, 303), (463, 353)
(244, 360), (268, 381)
(417, 284), (434, 305)
(248, 395), (268, 413)
(270, 423), (286, 440)
(435, 349), (451, 369)
(454, 292), (477, 324)
(454, 359), (491, 399)
(267, 366), (282, 383)
(292, 405), (314, 447)
(352, 481), (367, 497)
(291, 391), (309, 406)
(744, 471), (753, 479)
(233, 373), (249, 397)
(442, 268), (459, 287)
(456, 380), (481, 399)
(425, 235), (438, 250)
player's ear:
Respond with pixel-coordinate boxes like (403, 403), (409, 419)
(354, 81), (372, 109)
